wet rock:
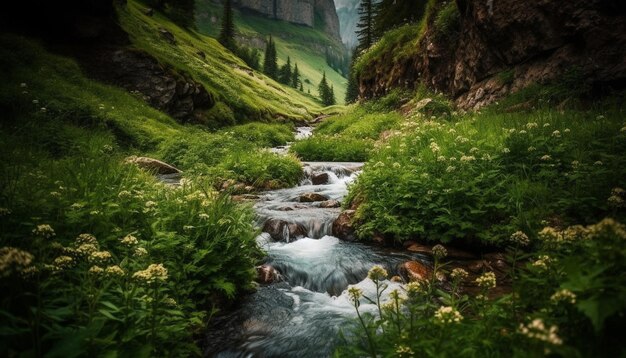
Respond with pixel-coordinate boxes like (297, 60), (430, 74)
(390, 275), (403, 283)
(332, 210), (356, 241)
(318, 200), (340, 208)
(158, 27), (176, 44)
(311, 172), (329, 185)
(399, 261), (433, 282)
(299, 192), (329, 202)
(231, 194), (260, 202)
(125, 156), (181, 175)
(255, 264), (280, 284)
(262, 219), (307, 242)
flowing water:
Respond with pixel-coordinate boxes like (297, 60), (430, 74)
(206, 128), (429, 357)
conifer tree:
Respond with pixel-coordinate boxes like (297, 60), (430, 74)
(292, 63), (300, 88)
(329, 85), (336, 106)
(300, 83), (304, 92)
(279, 56), (292, 85)
(318, 72), (335, 106)
(263, 36), (278, 79)
(218, 0), (236, 50)
(345, 49), (360, 104)
(356, 0), (377, 54)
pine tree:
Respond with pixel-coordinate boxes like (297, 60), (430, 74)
(329, 85), (336, 106)
(291, 63), (300, 88)
(279, 56), (292, 85)
(318, 72), (334, 106)
(345, 49), (360, 104)
(263, 36), (278, 79)
(218, 0), (236, 50)
(300, 83), (304, 92)
(356, 0), (377, 54)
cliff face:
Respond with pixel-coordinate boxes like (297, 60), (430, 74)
(359, 0), (626, 109)
(234, 0), (341, 41)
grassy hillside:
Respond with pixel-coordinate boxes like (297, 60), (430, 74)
(196, 0), (348, 102)
(119, 0), (326, 123)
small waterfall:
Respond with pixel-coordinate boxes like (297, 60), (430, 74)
(282, 223), (291, 243)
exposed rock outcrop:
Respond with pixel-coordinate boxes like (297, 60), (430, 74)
(299, 192), (329, 202)
(332, 210), (356, 241)
(262, 219), (307, 242)
(358, 0), (626, 109)
(233, 0), (341, 41)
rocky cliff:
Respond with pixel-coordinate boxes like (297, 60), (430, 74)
(358, 0), (626, 109)
(234, 0), (341, 41)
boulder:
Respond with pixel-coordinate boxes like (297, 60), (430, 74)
(332, 210), (356, 241)
(311, 172), (329, 185)
(318, 200), (340, 208)
(262, 219), (307, 242)
(398, 261), (433, 282)
(299, 192), (329, 202)
(255, 265), (280, 284)
(125, 156), (181, 175)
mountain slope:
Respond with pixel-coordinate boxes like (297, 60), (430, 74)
(196, 0), (348, 102)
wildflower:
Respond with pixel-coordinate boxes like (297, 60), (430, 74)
(49, 191), (61, 198)
(368, 265), (388, 281)
(586, 218), (626, 240)
(608, 195), (625, 208)
(563, 128), (571, 133)
(510, 231), (530, 246)
(0, 247), (34, 277)
(393, 162), (401, 169)
(621, 126), (626, 132)
(571, 160), (580, 169)
(183, 225), (194, 232)
(518, 319), (563, 345)
(0, 208), (11, 217)
(89, 251), (112, 264)
(450, 268), (469, 281)
(118, 190), (132, 199)
(90, 210), (101, 216)
(446, 165), (456, 173)
(594, 161), (603, 166)
(102, 144), (113, 153)
(430, 142), (440, 153)
(434, 306), (463, 324)
(449, 156), (457, 162)
(198, 213), (210, 220)
(551, 289), (576, 304)
(540, 155), (552, 161)
(543, 123), (551, 128)
(347, 286), (363, 304)
(389, 288), (406, 302)
(475, 272), (496, 289)
(70, 203), (84, 210)
(562, 225), (588, 241)
(395, 345), (414, 355)
(134, 247), (148, 257)
(76, 243), (98, 256)
(519, 130), (527, 134)
(120, 234), (138, 247)
(460, 155), (476, 162)
(89, 265), (104, 275)
(502, 148), (510, 154)
(532, 255), (553, 270)
(469, 147), (479, 154)
(481, 154), (492, 161)
(145, 201), (157, 208)
(373, 161), (385, 168)
(132, 263), (168, 284)
(538, 227), (563, 242)
(76, 233), (97, 245)
(527, 146), (536, 152)
(432, 244), (447, 259)
(552, 130), (561, 138)
(105, 265), (125, 277)
(508, 129), (516, 134)
(53, 256), (74, 269)
(163, 297), (177, 307)
(612, 187), (625, 196)
(32, 99), (39, 104)
(455, 136), (469, 143)
(596, 115), (605, 120)
(32, 224), (55, 238)
(526, 122), (538, 129)
(405, 281), (424, 298)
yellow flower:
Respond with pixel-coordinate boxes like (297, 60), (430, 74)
(120, 234), (138, 247)
(132, 263), (168, 284)
(475, 272), (496, 289)
(450, 268), (469, 281)
(347, 286), (363, 302)
(518, 319), (562, 345)
(76, 233), (97, 245)
(32, 224), (55, 238)
(367, 265), (388, 281)
(432, 244), (447, 259)
(89, 251), (112, 264)
(134, 247), (148, 257)
(53, 256), (74, 270)
(434, 306), (463, 324)
(105, 265), (125, 277)
(551, 289), (576, 304)
(510, 231), (530, 246)
(0, 247), (34, 277)
(89, 265), (104, 275)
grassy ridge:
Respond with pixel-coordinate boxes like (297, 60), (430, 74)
(120, 0), (325, 123)
(195, 0), (348, 101)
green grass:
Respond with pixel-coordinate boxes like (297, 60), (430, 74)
(347, 94), (626, 246)
(195, 0), (348, 102)
(290, 92), (406, 162)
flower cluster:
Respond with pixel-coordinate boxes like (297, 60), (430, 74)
(532, 255), (553, 270)
(368, 265), (388, 281)
(89, 251), (112, 264)
(395, 345), (414, 356)
(32, 224), (55, 238)
(475, 272), (496, 289)
(105, 265), (125, 277)
(0, 247), (34, 277)
(132, 263), (168, 284)
(347, 286), (363, 302)
(89, 265), (104, 275)
(76, 243), (99, 256)
(134, 247), (148, 257)
(434, 306), (463, 324)
(518, 319), (563, 346)
(76, 234), (97, 245)
(510, 231), (530, 246)
(53, 256), (74, 270)
(450, 268), (469, 281)
(120, 234), (138, 247)
(550, 289), (576, 304)
(585, 218), (626, 240)
(608, 187), (625, 208)
(432, 244), (447, 259)
(405, 281), (424, 298)
(0, 208), (12, 217)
